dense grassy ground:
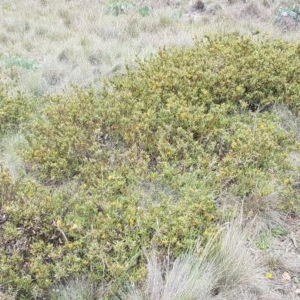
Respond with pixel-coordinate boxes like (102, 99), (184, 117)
(1, 0), (300, 96)
(1, 1), (300, 299)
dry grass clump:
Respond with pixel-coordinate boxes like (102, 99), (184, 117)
(52, 277), (97, 300)
(123, 223), (268, 300)
(0, 0), (192, 95)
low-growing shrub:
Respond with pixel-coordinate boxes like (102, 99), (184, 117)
(4, 55), (39, 71)
(0, 86), (36, 137)
(106, 0), (151, 17)
(23, 88), (102, 183)
(106, 0), (134, 16)
(0, 169), (217, 298)
(1, 33), (299, 297)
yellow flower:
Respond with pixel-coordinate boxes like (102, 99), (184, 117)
(231, 141), (237, 149)
(70, 224), (78, 231)
(240, 101), (248, 109)
(56, 219), (63, 228)
(67, 243), (75, 250)
(265, 272), (273, 279)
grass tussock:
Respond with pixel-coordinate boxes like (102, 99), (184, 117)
(52, 277), (97, 300)
(121, 223), (267, 300)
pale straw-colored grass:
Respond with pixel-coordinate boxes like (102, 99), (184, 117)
(1, 0), (298, 95)
(124, 222), (269, 300)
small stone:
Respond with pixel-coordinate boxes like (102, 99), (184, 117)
(282, 271), (291, 282)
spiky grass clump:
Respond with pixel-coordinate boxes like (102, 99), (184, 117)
(125, 224), (266, 300)
(52, 277), (97, 300)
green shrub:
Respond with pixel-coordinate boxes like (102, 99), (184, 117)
(23, 88), (102, 183)
(1, 34), (299, 297)
(106, 0), (134, 16)
(277, 4), (300, 20)
(0, 169), (217, 298)
(4, 55), (39, 71)
(106, 0), (152, 17)
(100, 34), (297, 193)
(0, 87), (36, 137)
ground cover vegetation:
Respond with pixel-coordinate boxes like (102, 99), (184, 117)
(1, 32), (300, 299)
(1, 0), (300, 299)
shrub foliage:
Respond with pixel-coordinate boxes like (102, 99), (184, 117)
(0, 86), (36, 137)
(0, 34), (299, 297)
